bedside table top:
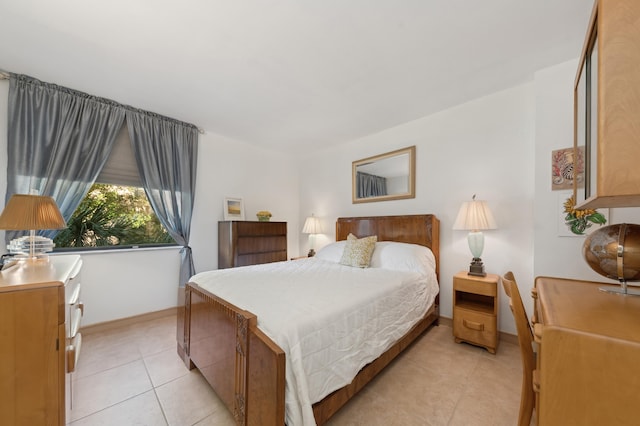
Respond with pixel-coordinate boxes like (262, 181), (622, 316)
(454, 271), (500, 283)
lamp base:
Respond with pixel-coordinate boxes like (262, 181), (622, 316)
(307, 248), (316, 257)
(468, 257), (486, 277)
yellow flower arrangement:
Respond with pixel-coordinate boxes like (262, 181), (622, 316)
(256, 210), (272, 221)
(563, 195), (606, 235)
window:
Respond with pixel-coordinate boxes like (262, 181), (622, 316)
(53, 124), (176, 249)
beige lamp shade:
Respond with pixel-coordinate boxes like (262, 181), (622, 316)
(452, 199), (497, 231)
(0, 194), (67, 230)
(302, 214), (321, 234)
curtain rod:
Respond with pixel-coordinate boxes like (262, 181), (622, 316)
(0, 71), (205, 133)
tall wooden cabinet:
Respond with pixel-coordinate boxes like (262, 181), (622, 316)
(0, 255), (83, 426)
(534, 276), (640, 424)
(574, 0), (640, 208)
(218, 221), (287, 269)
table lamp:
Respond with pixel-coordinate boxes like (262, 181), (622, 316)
(453, 195), (497, 277)
(302, 214), (321, 257)
(0, 194), (67, 261)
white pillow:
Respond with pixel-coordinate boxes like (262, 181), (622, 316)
(369, 241), (436, 275)
(314, 241), (347, 263)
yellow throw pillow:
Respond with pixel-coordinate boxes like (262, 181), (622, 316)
(340, 233), (378, 268)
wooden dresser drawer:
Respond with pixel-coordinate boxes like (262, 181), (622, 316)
(236, 236), (287, 255)
(236, 251), (287, 267)
(219, 221), (288, 268)
(236, 221), (286, 236)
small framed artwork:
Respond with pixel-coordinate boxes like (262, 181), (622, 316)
(223, 197), (245, 220)
(552, 146), (584, 191)
(557, 190), (608, 237)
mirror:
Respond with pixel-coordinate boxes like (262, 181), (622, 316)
(352, 146), (415, 203)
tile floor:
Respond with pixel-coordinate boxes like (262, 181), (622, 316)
(70, 313), (523, 426)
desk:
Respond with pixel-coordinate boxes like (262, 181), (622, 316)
(535, 276), (640, 425)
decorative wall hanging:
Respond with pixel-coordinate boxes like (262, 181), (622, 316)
(551, 146), (584, 191)
(223, 197), (244, 220)
(557, 191), (607, 237)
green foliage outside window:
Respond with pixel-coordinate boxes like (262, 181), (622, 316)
(54, 183), (175, 248)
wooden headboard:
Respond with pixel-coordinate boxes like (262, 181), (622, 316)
(336, 214), (440, 280)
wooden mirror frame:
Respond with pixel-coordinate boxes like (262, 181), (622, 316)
(352, 146), (416, 204)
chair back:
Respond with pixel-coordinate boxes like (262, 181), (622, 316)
(502, 271), (536, 426)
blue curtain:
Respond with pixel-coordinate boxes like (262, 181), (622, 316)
(126, 110), (198, 287)
(356, 171), (387, 198)
(6, 74), (125, 241)
(6, 73), (199, 288)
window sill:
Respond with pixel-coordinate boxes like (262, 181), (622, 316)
(51, 245), (181, 256)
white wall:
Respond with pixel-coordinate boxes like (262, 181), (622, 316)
(298, 83), (536, 335)
(0, 80), (300, 326)
(533, 59), (640, 280)
(299, 58), (640, 335)
(190, 131), (300, 273)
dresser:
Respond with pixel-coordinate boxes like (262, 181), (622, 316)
(534, 276), (640, 425)
(218, 221), (287, 269)
(0, 255), (83, 426)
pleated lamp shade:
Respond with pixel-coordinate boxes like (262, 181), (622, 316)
(452, 199), (497, 231)
(0, 194), (66, 231)
(302, 215), (321, 234)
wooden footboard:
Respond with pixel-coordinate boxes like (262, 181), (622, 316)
(181, 282), (285, 426)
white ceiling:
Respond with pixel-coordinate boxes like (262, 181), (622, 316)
(1, 0), (593, 154)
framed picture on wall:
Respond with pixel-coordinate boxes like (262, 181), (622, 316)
(552, 146), (584, 191)
(223, 197), (245, 220)
(557, 190), (608, 237)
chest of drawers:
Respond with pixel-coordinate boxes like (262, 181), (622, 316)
(218, 221), (287, 268)
(0, 255), (83, 425)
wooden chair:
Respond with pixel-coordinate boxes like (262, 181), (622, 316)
(502, 271), (536, 426)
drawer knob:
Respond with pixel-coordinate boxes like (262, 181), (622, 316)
(532, 369), (540, 393)
(533, 323), (543, 343)
(463, 318), (485, 331)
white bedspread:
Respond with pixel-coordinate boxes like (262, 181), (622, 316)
(190, 257), (439, 426)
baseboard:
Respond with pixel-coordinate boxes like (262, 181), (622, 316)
(81, 310), (517, 345)
(438, 316), (453, 328)
(438, 315), (518, 346)
(80, 307), (178, 335)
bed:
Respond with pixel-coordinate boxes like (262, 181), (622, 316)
(177, 214), (440, 425)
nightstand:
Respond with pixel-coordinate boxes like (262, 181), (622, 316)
(453, 271), (499, 353)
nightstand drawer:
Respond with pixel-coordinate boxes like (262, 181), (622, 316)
(454, 276), (497, 297)
(453, 308), (497, 348)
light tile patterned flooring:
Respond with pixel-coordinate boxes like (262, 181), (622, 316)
(70, 313), (523, 425)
